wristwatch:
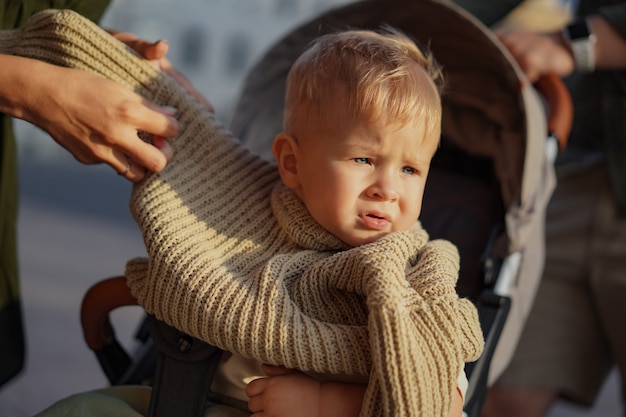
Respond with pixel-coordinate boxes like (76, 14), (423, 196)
(562, 18), (597, 72)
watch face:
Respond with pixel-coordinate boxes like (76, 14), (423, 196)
(568, 20), (591, 40)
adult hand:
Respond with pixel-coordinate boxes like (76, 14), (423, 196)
(110, 31), (214, 112)
(0, 55), (179, 182)
(497, 16), (626, 82)
(496, 29), (574, 82)
(33, 63), (179, 181)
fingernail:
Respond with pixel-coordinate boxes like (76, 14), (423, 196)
(159, 141), (174, 162)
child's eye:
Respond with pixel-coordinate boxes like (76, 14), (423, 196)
(402, 166), (417, 175)
(354, 157), (370, 165)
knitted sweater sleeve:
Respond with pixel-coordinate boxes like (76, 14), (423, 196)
(357, 232), (483, 417)
(287, 229), (484, 417)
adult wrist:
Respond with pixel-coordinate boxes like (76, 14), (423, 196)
(562, 18), (597, 72)
(0, 55), (47, 120)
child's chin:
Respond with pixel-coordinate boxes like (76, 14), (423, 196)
(353, 232), (389, 247)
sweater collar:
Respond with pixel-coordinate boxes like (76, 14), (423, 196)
(271, 183), (351, 252)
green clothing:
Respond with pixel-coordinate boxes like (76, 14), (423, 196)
(36, 385), (250, 417)
(452, 0), (626, 216)
(0, 0), (110, 387)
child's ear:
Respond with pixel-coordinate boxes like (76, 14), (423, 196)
(272, 132), (300, 190)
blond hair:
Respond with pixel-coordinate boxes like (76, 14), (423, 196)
(284, 26), (443, 139)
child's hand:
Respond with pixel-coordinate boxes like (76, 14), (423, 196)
(450, 387), (464, 417)
(246, 364), (321, 417)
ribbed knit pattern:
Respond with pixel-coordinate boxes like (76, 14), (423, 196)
(4, 10), (484, 416)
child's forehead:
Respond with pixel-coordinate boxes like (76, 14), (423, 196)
(329, 109), (431, 138)
(293, 83), (441, 148)
(322, 116), (436, 149)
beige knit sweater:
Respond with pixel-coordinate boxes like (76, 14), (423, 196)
(3, 10), (484, 416)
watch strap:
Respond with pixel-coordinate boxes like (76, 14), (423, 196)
(563, 18), (597, 72)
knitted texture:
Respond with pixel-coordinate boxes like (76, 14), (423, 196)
(4, 10), (484, 416)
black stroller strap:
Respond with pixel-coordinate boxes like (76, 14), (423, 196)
(147, 315), (223, 417)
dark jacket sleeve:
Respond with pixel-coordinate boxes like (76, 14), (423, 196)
(0, 0), (110, 388)
(1, 0), (110, 30)
(598, 3), (626, 39)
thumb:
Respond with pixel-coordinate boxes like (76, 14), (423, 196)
(142, 39), (169, 61)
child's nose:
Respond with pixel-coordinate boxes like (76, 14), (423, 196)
(367, 175), (399, 201)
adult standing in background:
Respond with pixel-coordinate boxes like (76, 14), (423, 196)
(451, 0), (626, 416)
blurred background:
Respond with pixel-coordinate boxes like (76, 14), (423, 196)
(0, 0), (622, 415)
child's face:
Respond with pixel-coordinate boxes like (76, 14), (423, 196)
(283, 116), (439, 247)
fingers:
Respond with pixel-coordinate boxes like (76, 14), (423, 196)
(122, 134), (172, 174)
(35, 63), (180, 180)
(117, 155), (131, 177)
(127, 37), (169, 61)
(125, 158), (145, 182)
(110, 129), (175, 183)
(246, 379), (268, 415)
(113, 152), (143, 182)
(247, 391), (266, 415)
(116, 103), (177, 173)
(151, 135), (174, 161)
(134, 102), (179, 138)
(247, 397), (263, 415)
(112, 147), (154, 182)
(110, 30), (169, 61)
(142, 39), (169, 61)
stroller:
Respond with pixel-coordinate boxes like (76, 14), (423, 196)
(75, 0), (571, 416)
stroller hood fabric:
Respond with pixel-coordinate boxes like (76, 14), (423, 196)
(2, 8), (485, 417)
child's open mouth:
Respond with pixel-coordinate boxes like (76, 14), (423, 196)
(362, 212), (390, 230)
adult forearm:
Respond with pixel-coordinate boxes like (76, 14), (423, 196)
(497, 12), (626, 81)
(588, 15), (626, 69)
(0, 54), (54, 120)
